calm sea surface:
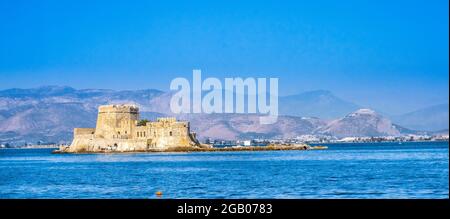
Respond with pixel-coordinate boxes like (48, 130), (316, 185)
(0, 142), (448, 199)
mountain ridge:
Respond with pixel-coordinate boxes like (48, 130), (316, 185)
(392, 103), (449, 131)
(0, 86), (445, 144)
(279, 90), (361, 119)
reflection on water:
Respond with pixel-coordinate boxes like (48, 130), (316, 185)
(0, 142), (448, 198)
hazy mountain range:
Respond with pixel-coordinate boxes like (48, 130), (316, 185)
(0, 86), (447, 145)
(279, 90), (361, 119)
(392, 103), (449, 132)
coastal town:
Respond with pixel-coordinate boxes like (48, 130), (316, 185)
(2, 128), (448, 149)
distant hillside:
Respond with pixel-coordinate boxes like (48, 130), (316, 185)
(0, 86), (164, 144)
(392, 103), (449, 131)
(177, 113), (327, 140)
(279, 90), (360, 119)
(431, 129), (449, 136)
(0, 102), (96, 144)
(0, 86), (439, 144)
(315, 109), (404, 137)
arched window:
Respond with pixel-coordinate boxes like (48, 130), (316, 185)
(169, 131), (173, 136)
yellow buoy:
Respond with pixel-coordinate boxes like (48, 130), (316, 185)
(156, 191), (163, 197)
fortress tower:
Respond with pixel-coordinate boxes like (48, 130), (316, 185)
(94, 105), (139, 139)
(63, 104), (204, 153)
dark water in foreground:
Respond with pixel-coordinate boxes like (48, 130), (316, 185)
(0, 142), (448, 199)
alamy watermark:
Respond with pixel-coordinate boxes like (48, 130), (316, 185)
(169, 69), (279, 124)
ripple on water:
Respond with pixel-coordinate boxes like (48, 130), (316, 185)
(0, 142), (448, 198)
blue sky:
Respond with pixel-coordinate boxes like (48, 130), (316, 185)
(0, 0), (448, 114)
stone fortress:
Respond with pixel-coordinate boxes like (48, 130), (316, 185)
(58, 104), (205, 153)
(55, 104), (324, 153)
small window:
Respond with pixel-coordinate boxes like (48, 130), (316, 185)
(169, 131), (173, 136)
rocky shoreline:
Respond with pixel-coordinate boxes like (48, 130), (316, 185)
(52, 144), (328, 154)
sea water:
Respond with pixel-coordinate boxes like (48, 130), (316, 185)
(0, 141), (448, 198)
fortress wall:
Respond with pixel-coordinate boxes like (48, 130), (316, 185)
(74, 128), (95, 136)
(68, 137), (149, 152)
(146, 120), (190, 137)
(133, 120), (193, 148)
(134, 126), (148, 139)
(151, 123), (191, 147)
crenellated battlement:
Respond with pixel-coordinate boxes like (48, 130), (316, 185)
(98, 104), (139, 114)
(156, 117), (177, 123)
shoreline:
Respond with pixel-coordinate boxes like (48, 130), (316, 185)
(0, 147), (59, 150)
(309, 140), (449, 145)
(52, 145), (328, 154)
(2, 140), (448, 151)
